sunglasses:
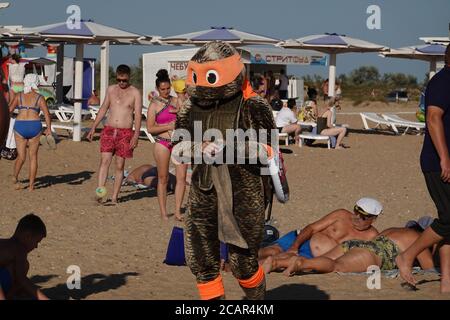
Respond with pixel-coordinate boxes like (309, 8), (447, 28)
(353, 205), (378, 221)
(116, 78), (129, 83)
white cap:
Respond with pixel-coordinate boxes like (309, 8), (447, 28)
(355, 197), (383, 216)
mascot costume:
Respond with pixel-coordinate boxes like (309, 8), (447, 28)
(173, 41), (278, 300)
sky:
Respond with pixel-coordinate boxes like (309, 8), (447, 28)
(1, 0), (449, 81)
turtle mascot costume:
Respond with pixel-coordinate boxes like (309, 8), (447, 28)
(173, 41), (276, 300)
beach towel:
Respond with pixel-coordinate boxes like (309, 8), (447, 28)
(163, 227), (229, 266)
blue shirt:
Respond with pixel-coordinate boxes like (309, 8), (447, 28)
(420, 66), (450, 172)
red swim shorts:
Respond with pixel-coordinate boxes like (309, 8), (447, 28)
(100, 126), (134, 158)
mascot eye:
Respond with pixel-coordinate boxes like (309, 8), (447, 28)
(206, 70), (219, 85)
(192, 72), (197, 84)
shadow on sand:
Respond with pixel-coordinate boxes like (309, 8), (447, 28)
(35, 272), (139, 300)
(265, 283), (330, 300)
(28, 171), (95, 189)
(118, 188), (159, 203)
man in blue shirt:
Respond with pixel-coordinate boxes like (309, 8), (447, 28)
(397, 44), (450, 293)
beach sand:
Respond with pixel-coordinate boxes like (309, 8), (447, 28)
(1, 100), (448, 300)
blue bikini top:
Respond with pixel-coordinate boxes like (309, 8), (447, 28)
(16, 93), (41, 113)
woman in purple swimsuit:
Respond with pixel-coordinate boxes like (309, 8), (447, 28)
(147, 69), (187, 221)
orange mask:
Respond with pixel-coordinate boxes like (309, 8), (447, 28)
(186, 54), (244, 88)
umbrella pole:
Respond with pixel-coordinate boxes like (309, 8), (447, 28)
(100, 40), (110, 105)
(73, 43), (84, 142)
(56, 43), (64, 105)
(328, 53), (336, 98)
(429, 58), (437, 80)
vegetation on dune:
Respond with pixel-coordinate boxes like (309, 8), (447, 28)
(302, 66), (426, 106)
(95, 62), (424, 107)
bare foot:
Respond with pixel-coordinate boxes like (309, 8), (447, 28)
(395, 253), (417, 286)
(12, 176), (18, 184)
(14, 183), (23, 190)
(262, 256), (274, 274)
(28, 185), (34, 192)
(441, 280), (450, 294)
(174, 215), (184, 222)
(334, 146), (344, 150)
(95, 196), (106, 204)
(283, 256), (302, 277)
(161, 214), (169, 221)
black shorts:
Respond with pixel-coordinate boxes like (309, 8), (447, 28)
(424, 172), (450, 239)
(141, 167), (158, 181)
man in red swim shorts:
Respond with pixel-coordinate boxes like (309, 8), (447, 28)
(87, 65), (142, 204)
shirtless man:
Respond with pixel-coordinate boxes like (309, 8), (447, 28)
(259, 197), (382, 272)
(0, 214), (49, 300)
(87, 65), (142, 204)
(279, 227), (434, 277)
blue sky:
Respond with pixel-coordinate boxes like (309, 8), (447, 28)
(1, 0), (449, 80)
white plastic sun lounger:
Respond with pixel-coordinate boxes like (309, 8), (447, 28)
(381, 114), (425, 135)
(360, 112), (399, 135)
(299, 132), (331, 149)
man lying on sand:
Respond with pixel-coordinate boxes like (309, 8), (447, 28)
(266, 227), (435, 278)
(0, 214), (49, 300)
(259, 198), (381, 266)
(123, 164), (192, 191)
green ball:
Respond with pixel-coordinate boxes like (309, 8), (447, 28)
(416, 111), (425, 123)
(95, 187), (107, 198)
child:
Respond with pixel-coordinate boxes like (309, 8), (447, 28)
(0, 214), (49, 300)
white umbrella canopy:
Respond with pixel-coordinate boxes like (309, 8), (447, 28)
(381, 43), (446, 79)
(279, 33), (388, 97)
(160, 26), (280, 46)
(4, 20), (155, 141)
(13, 20), (149, 42)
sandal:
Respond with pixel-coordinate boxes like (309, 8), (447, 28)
(40, 135), (57, 150)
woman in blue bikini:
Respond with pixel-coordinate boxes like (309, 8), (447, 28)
(8, 74), (52, 191)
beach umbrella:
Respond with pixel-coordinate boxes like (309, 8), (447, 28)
(279, 33), (388, 97)
(160, 27), (280, 46)
(6, 20), (154, 141)
(381, 43), (446, 79)
(419, 36), (449, 45)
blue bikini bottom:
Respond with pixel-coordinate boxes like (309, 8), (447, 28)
(14, 120), (42, 139)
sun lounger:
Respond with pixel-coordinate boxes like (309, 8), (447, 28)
(44, 106), (91, 137)
(299, 133), (331, 149)
(299, 126), (332, 149)
(88, 105), (100, 120)
(360, 112), (400, 135)
(381, 114), (425, 135)
(133, 120), (156, 143)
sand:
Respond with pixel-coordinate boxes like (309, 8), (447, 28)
(1, 100), (448, 300)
